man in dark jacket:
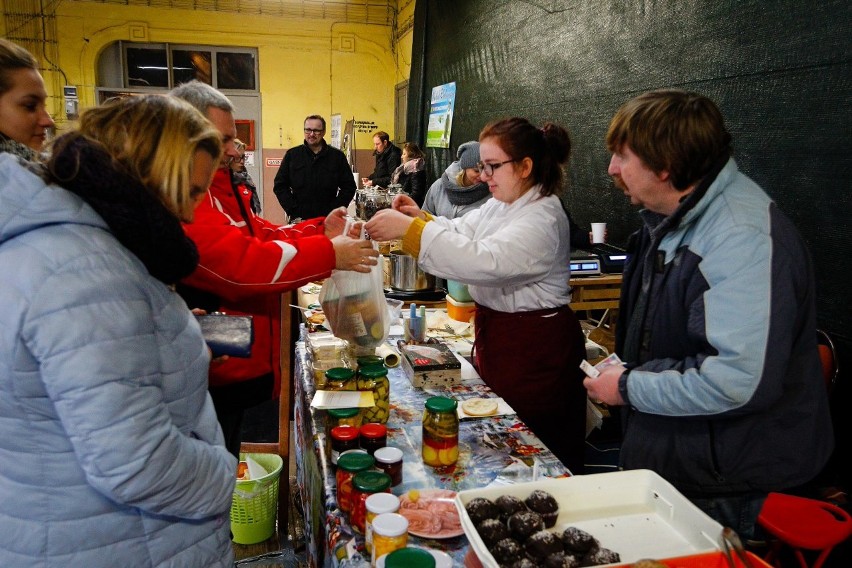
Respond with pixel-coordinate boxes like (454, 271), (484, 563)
(274, 115), (356, 222)
(365, 130), (402, 188)
(583, 89), (833, 542)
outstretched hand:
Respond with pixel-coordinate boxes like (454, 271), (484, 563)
(364, 209), (415, 242)
(324, 207), (349, 238)
(332, 236), (380, 273)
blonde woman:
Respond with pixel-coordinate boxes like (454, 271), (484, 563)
(0, 38), (54, 160)
(0, 95), (236, 566)
(231, 137), (261, 214)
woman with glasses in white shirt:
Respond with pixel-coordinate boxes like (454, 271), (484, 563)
(365, 117), (587, 474)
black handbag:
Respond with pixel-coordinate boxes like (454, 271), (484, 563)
(195, 313), (254, 358)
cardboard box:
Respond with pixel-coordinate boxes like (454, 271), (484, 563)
(399, 341), (462, 388)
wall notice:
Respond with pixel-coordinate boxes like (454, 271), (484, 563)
(426, 81), (456, 148)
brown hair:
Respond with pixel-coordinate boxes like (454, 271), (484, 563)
(479, 117), (571, 197)
(402, 142), (424, 160)
(373, 131), (390, 143)
(0, 39), (39, 96)
(606, 89), (732, 190)
(304, 114), (326, 130)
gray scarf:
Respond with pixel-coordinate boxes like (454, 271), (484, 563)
(0, 132), (39, 162)
(442, 169), (490, 206)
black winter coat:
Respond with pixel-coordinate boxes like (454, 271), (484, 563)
(273, 141), (356, 220)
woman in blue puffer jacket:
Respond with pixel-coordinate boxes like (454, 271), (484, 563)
(0, 93), (237, 567)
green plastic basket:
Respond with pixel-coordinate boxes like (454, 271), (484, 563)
(230, 453), (284, 544)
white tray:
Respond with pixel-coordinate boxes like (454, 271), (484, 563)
(455, 469), (724, 567)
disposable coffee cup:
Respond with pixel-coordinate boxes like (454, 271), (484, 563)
(591, 223), (607, 244)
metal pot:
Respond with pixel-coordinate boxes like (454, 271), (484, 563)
(389, 250), (435, 291)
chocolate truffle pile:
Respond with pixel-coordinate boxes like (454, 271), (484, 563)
(465, 491), (621, 567)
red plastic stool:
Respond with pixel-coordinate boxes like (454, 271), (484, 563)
(757, 492), (852, 568)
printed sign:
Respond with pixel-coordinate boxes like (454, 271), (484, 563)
(426, 81), (456, 148)
(266, 158), (282, 167)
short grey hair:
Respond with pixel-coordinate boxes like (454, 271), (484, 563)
(169, 80), (234, 116)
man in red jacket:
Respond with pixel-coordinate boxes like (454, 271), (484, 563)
(171, 80), (378, 457)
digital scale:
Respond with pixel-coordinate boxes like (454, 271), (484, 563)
(571, 244), (629, 275)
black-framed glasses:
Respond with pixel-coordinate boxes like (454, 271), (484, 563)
(476, 159), (516, 176)
(304, 128), (324, 134)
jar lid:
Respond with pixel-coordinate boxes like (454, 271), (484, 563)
(425, 396), (458, 413)
(330, 425), (359, 441)
(365, 492), (400, 514)
(337, 452), (375, 472)
(325, 367), (355, 381)
(371, 512), (409, 537)
(360, 422), (388, 439)
(352, 471), (392, 492)
(384, 547), (436, 568)
(328, 407), (361, 418)
(359, 364), (388, 377)
(373, 446), (403, 464)
(357, 355), (384, 367)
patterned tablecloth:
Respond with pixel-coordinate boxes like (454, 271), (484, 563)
(294, 328), (571, 568)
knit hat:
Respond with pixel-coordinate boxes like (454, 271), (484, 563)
(456, 141), (480, 170)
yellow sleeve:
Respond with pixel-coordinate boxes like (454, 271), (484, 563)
(401, 213), (432, 256)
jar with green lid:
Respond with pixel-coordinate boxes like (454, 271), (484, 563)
(328, 407), (363, 429)
(357, 365), (390, 424)
(335, 451), (375, 514)
(325, 367), (356, 391)
(357, 354), (384, 368)
(349, 471), (391, 533)
(422, 396), (459, 467)
(383, 547), (436, 568)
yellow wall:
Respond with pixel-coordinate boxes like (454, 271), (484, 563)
(40, 1), (412, 151)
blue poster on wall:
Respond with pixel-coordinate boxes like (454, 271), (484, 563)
(426, 81), (456, 148)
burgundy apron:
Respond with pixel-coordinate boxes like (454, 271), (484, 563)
(474, 303), (587, 474)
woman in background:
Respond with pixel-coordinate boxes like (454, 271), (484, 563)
(422, 140), (491, 219)
(231, 137), (262, 214)
(0, 95), (236, 567)
(0, 38), (54, 160)
(390, 141), (428, 206)
(366, 118), (588, 473)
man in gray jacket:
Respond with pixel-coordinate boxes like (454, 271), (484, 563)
(584, 89), (833, 542)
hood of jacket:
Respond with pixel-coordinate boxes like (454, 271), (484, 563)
(0, 153), (106, 249)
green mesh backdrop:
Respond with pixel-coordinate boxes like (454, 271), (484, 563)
(408, 0), (852, 486)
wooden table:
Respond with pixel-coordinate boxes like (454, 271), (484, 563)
(569, 274), (622, 312)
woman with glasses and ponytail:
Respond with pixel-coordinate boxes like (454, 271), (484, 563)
(366, 117), (587, 474)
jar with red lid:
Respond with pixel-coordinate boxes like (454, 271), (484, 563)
(360, 422), (388, 455)
(373, 446), (403, 487)
(335, 451), (375, 514)
(349, 471), (391, 533)
(329, 425), (360, 466)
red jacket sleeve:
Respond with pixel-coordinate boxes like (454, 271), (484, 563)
(182, 173), (335, 303)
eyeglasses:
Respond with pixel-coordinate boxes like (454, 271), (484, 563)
(476, 159), (516, 176)
(304, 128), (324, 134)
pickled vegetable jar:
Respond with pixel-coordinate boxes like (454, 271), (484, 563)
(328, 407), (363, 429)
(370, 512), (409, 566)
(325, 367), (356, 391)
(357, 365), (390, 424)
(335, 452), (375, 514)
(364, 492), (400, 554)
(422, 396), (459, 467)
(350, 471), (392, 533)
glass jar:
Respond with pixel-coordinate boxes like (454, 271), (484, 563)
(359, 422), (388, 455)
(373, 446), (403, 487)
(350, 471), (392, 533)
(364, 492), (400, 555)
(335, 452), (375, 514)
(384, 547), (436, 568)
(357, 365), (390, 424)
(328, 407), (363, 429)
(422, 396), (459, 467)
(370, 512), (409, 566)
(329, 425), (359, 466)
(325, 367), (356, 391)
